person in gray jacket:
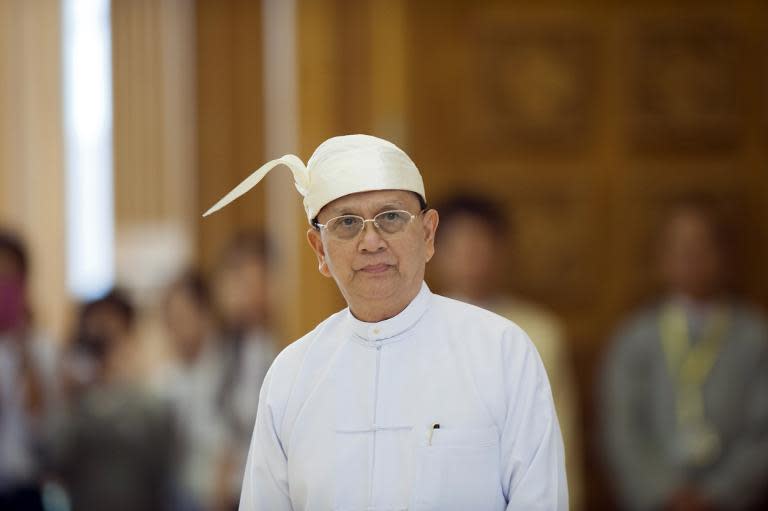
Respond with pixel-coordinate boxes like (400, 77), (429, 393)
(601, 201), (768, 511)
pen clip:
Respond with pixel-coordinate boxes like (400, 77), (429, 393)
(427, 422), (440, 446)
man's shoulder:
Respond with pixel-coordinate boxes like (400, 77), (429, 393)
(613, 304), (663, 340)
(428, 293), (534, 359)
(267, 308), (348, 380)
(726, 302), (768, 355)
(428, 294), (552, 409)
(730, 301), (768, 331)
(430, 292), (525, 334)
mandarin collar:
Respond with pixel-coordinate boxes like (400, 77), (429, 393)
(345, 282), (432, 343)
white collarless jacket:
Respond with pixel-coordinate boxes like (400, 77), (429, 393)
(240, 283), (568, 511)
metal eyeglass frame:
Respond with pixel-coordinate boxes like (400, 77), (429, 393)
(312, 209), (427, 239)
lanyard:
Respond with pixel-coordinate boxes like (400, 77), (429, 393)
(661, 303), (728, 391)
(660, 302), (729, 465)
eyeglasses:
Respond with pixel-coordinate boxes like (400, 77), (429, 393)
(314, 209), (423, 240)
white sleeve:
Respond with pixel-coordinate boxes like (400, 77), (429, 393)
(238, 368), (294, 511)
(502, 330), (569, 511)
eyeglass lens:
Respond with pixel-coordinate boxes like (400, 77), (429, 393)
(326, 210), (413, 239)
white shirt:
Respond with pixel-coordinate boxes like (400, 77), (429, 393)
(0, 331), (59, 490)
(225, 328), (276, 498)
(153, 340), (227, 505)
(240, 283), (568, 511)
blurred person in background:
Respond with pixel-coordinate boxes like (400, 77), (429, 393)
(0, 231), (59, 511)
(600, 200), (768, 511)
(47, 289), (176, 511)
(212, 231), (276, 511)
(431, 194), (584, 510)
(155, 270), (229, 511)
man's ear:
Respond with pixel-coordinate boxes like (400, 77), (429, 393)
(422, 209), (439, 263)
(307, 228), (332, 277)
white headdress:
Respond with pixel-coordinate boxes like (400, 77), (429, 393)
(203, 134), (426, 223)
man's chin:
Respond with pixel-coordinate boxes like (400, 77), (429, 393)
(351, 276), (400, 299)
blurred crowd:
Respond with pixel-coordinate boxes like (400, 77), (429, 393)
(1, 194), (768, 511)
(0, 231), (275, 511)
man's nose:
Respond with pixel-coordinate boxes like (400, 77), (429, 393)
(358, 220), (386, 252)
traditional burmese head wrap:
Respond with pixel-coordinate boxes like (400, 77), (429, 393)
(203, 134), (427, 223)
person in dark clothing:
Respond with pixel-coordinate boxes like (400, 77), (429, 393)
(47, 289), (177, 511)
(0, 230), (58, 511)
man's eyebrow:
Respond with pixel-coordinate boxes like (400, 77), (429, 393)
(330, 207), (358, 216)
(374, 202), (406, 214)
(331, 202), (407, 216)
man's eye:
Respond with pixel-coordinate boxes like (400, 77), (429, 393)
(333, 217), (361, 230)
(383, 212), (399, 221)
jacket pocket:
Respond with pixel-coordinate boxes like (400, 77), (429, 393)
(410, 426), (505, 511)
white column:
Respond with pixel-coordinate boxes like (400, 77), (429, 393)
(263, 0), (302, 340)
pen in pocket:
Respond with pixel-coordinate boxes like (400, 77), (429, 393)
(427, 422), (440, 446)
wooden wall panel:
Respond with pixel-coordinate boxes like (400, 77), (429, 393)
(112, 0), (166, 224)
(0, 0), (69, 341)
(111, 0), (196, 305)
(404, 2), (768, 509)
(196, 0), (265, 271)
(112, 0), (196, 228)
(293, 0), (373, 330)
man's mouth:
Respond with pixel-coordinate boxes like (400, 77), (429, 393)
(359, 263), (392, 274)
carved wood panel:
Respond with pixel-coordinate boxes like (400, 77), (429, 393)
(404, 2), (768, 509)
(196, 0), (265, 271)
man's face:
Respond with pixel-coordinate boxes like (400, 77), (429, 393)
(214, 256), (268, 329)
(307, 190), (438, 316)
(164, 289), (209, 358)
(0, 251), (26, 332)
(660, 209), (723, 299)
(434, 215), (499, 301)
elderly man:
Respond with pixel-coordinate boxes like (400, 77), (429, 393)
(204, 134), (568, 511)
